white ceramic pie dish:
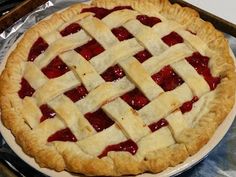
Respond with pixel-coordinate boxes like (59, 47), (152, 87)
(0, 32), (235, 176)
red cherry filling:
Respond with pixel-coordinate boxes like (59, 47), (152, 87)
(28, 37), (48, 61)
(98, 139), (138, 158)
(64, 85), (88, 102)
(112, 6), (133, 11)
(134, 50), (152, 63)
(136, 15), (161, 27)
(111, 27), (133, 41)
(18, 78), (35, 99)
(148, 118), (169, 132)
(180, 96), (199, 114)
(186, 52), (220, 90)
(82, 7), (110, 19)
(81, 6), (133, 19)
(47, 128), (77, 142)
(121, 88), (149, 110)
(60, 23), (81, 36)
(152, 65), (184, 91)
(162, 32), (184, 47)
(84, 109), (114, 132)
(41, 56), (69, 79)
(75, 39), (104, 60)
(101, 64), (125, 82)
(39, 104), (56, 122)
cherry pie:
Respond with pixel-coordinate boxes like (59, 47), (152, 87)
(0, 0), (236, 176)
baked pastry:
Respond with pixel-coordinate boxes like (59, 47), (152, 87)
(0, 0), (235, 176)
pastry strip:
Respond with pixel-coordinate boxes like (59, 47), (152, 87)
(78, 125), (127, 156)
(102, 98), (150, 141)
(22, 97), (42, 128)
(76, 77), (135, 114)
(33, 118), (66, 143)
(102, 9), (139, 29)
(139, 83), (193, 124)
(90, 38), (143, 74)
(48, 95), (95, 140)
(35, 30), (91, 68)
(124, 19), (168, 55)
(80, 16), (119, 49)
(119, 57), (163, 100)
(60, 51), (105, 91)
(143, 43), (193, 75)
(24, 62), (48, 89)
(137, 127), (175, 158)
(166, 111), (188, 138)
(33, 71), (80, 105)
(171, 60), (210, 97)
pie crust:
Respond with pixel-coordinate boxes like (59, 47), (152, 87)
(0, 0), (235, 176)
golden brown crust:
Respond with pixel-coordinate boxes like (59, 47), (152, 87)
(0, 0), (235, 176)
(143, 144), (188, 173)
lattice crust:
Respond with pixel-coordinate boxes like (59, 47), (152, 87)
(0, 0), (235, 176)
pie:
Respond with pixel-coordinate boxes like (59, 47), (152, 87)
(0, 0), (235, 176)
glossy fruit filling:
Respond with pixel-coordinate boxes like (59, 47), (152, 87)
(101, 64), (125, 82)
(28, 37), (49, 61)
(39, 104), (56, 122)
(148, 118), (169, 132)
(75, 39), (104, 60)
(18, 78), (35, 99)
(136, 15), (161, 27)
(134, 49), (152, 63)
(112, 6), (133, 12)
(180, 96), (199, 114)
(121, 88), (149, 110)
(111, 26), (133, 41)
(47, 128), (77, 142)
(98, 139), (138, 158)
(186, 52), (220, 90)
(152, 65), (184, 91)
(81, 6), (133, 19)
(84, 109), (114, 132)
(41, 56), (70, 79)
(82, 7), (110, 19)
(60, 23), (81, 36)
(162, 32), (184, 47)
(64, 85), (88, 102)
